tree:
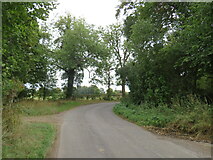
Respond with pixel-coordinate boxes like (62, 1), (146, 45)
(90, 24), (132, 98)
(2, 2), (56, 104)
(2, 2), (57, 141)
(75, 86), (101, 96)
(89, 27), (114, 97)
(116, 2), (213, 104)
(104, 24), (132, 97)
(53, 14), (106, 99)
(91, 58), (115, 100)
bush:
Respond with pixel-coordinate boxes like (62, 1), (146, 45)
(2, 104), (21, 140)
(3, 79), (24, 105)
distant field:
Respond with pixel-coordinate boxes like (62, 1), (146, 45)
(19, 99), (106, 116)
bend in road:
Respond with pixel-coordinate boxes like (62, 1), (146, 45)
(58, 102), (211, 158)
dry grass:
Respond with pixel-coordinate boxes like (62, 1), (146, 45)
(19, 99), (106, 116)
(3, 99), (107, 158)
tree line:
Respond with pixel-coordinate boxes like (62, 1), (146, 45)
(2, 2), (57, 104)
(117, 2), (213, 105)
(2, 2), (212, 106)
(2, 2), (128, 104)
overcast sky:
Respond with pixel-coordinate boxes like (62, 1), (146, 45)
(48, 0), (128, 91)
(49, 0), (120, 26)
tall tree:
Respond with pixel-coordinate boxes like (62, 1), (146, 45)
(90, 27), (115, 98)
(53, 14), (106, 98)
(105, 24), (132, 97)
(116, 2), (213, 104)
(2, 2), (56, 104)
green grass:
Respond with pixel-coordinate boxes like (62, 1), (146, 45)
(114, 103), (174, 127)
(3, 99), (108, 158)
(19, 99), (105, 116)
(113, 102), (212, 141)
(3, 122), (56, 158)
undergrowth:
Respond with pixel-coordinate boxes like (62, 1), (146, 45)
(113, 95), (212, 142)
(3, 122), (56, 158)
(2, 99), (105, 158)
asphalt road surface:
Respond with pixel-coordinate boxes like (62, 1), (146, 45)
(58, 102), (211, 158)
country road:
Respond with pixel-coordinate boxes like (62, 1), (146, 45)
(57, 102), (211, 158)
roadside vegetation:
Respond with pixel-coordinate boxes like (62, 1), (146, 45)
(20, 99), (107, 116)
(114, 96), (212, 142)
(2, 99), (111, 158)
(2, 1), (212, 158)
(113, 2), (212, 143)
(3, 122), (56, 158)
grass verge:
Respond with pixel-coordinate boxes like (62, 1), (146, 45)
(19, 99), (105, 116)
(3, 99), (110, 158)
(3, 122), (56, 158)
(113, 102), (212, 142)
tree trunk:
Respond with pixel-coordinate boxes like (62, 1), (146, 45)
(43, 86), (46, 100)
(107, 71), (111, 100)
(31, 85), (36, 100)
(66, 69), (75, 99)
(121, 78), (126, 97)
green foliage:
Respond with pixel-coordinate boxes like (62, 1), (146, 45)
(90, 24), (132, 97)
(114, 103), (174, 128)
(90, 54), (115, 93)
(53, 14), (107, 98)
(114, 95), (212, 140)
(49, 88), (65, 100)
(2, 4), (58, 154)
(2, 79), (24, 105)
(117, 2), (213, 104)
(74, 85), (102, 98)
(104, 88), (114, 101)
(36, 87), (64, 100)
(3, 122), (56, 158)
(2, 2), (57, 102)
(2, 2), (56, 80)
(2, 104), (21, 140)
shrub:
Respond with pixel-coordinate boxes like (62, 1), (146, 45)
(2, 104), (21, 140)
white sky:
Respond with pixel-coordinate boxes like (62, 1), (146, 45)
(48, 0), (129, 91)
(49, 0), (120, 27)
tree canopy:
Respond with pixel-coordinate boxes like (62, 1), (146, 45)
(53, 14), (107, 98)
(3, 2), (212, 105)
(116, 2), (213, 105)
(2, 2), (57, 104)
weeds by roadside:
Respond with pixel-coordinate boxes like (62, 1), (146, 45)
(19, 99), (105, 116)
(113, 95), (212, 142)
(3, 122), (56, 158)
(2, 99), (106, 158)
